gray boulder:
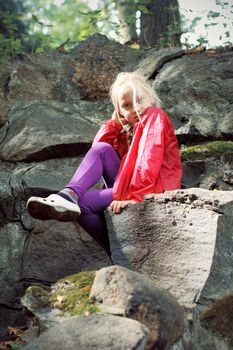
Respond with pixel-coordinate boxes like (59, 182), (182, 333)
(0, 101), (99, 162)
(91, 265), (184, 350)
(22, 220), (111, 283)
(152, 51), (233, 141)
(105, 187), (233, 348)
(181, 141), (233, 191)
(136, 47), (184, 79)
(106, 188), (233, 306)
(21, 313), (149, 350)
(0, 223), (26, 306)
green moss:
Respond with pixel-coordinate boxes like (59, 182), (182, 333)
(180, 141), (233, 161)
(25, 285), (50, 308)
(50, 271), (99, 316)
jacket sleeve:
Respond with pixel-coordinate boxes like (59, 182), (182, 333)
(92, 119), (123, 146)
(127, 111), (167, 201)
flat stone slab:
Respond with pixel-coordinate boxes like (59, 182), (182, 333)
(106, 188), (233, 311)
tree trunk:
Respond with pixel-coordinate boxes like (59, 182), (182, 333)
(139, 0), (181, 48)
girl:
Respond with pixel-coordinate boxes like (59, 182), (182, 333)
(27, 72), (182, 254)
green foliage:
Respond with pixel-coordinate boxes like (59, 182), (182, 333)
(0, 12), (22, 60)
(196, 36), (209, 46)
(7, 344), (22, 350)
(158, 27), (177, 47)
(156, 4), (181, 47)
(23, 0), (102, 49)
(189, 16), (203, 32)
(0, 4), (54, 60)
(207, 10), (221, 19)
(180, 141), (233, 161)
(29, 15), (55, 53)
(0, 34), (21, 61)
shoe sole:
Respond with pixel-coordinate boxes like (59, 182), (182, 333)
(27, 197), (80, 222)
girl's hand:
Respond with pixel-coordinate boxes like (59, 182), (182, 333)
(109, 200), (137, 214)
(112, 111), (128, 126)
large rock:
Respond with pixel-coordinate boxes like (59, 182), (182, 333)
(91, 265), (184, 350)
(181, 141), (233, 191)
(0, 161), (15, 224)
(0, 157), (87, 224)
(13, 156), (86, 211)
(106, 188), (233, 309)
(0, 223), (26, 306)
(152, 51), (233, 141)
(21, 271), (98, 331)
(69, 33), (141, 100)
(136, 46), (184, 79)
(22, 220), (111, 283)
(105, 188), (233, 348)
(21, 313), (149, 350)
(0, 101), (98, 162)
(0, 222), (27, 334)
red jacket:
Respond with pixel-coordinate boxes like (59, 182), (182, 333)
(93, 106), (182, 202)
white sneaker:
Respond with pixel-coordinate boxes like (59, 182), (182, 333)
(26, 194), (81, 221)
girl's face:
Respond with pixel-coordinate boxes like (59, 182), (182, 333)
(118, 88), (150, 124)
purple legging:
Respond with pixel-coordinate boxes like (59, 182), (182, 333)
(65, 142), (121, 254)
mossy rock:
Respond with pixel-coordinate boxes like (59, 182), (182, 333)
(22, 271), (99, 319)
(180, 141), (233, 161)
(50, 270), (99, 316)
(23, 285), (51, 310)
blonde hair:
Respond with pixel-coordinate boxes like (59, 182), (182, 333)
(110, 71), (161, 125)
